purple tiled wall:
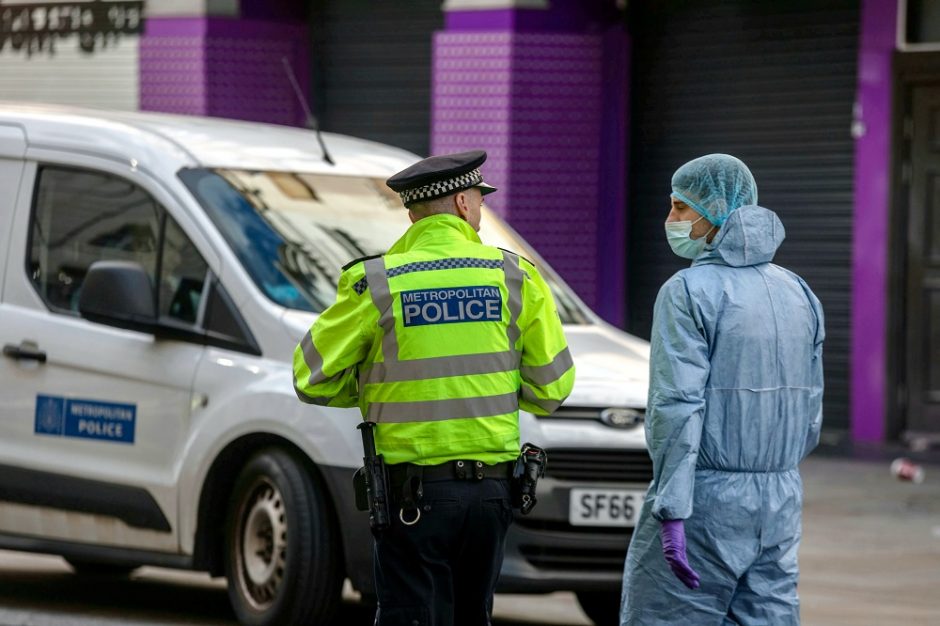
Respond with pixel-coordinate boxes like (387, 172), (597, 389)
(139, 19), (207, 115)
(851, 0), (898, 442)
(433, 32), (514, 212)
(432, 15), (627, 324)
(204, 22), (308, 124)
(598, 27), (628, 325)
(140, 18), (308, 127)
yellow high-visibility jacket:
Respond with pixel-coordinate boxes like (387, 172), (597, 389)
(293, 213), (574, 465)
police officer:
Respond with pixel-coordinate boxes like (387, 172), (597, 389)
(292, 150), (574, 626)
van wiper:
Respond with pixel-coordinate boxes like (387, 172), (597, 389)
(282, 57), (335, 166)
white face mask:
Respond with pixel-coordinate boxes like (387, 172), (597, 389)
(664, 214), (710, 260)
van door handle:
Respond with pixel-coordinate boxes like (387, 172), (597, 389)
(3, 342), (47, 364)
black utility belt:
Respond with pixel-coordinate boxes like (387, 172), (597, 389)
(353, 445), (545, 529)
(388, 460), (513, 485)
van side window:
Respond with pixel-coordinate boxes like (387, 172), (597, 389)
(160, 216), (208, 325)
(29, 167), (161, 314)
(204, 277), (261, 355)
(29, 166), (208, 327)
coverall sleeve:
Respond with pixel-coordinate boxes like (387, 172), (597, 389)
(647, 275), (709, 521)
(516, 260), (575, 415)
(292, 267), (375, 408)
(799, 278), (826, 458)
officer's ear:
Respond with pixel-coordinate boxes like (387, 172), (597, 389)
(408, 209), (418, 224)
(454, 191), (471, 223)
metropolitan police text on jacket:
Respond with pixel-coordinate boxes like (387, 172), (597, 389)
(401, 286), (502, 327)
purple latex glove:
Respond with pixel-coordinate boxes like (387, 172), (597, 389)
(661, 519), (701, 590)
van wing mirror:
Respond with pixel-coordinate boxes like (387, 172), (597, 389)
(78, 261), (157, 332)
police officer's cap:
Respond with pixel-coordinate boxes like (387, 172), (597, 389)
(386, 150), (497, 207)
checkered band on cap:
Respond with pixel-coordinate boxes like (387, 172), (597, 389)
(399, 169), (483, 206)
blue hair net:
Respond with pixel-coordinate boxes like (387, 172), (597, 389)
(671, 154), (758, 226)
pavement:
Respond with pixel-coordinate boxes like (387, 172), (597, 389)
(0, 447), (938, 625)
(798, 445), (940, 625)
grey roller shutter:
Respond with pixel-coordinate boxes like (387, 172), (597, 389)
(627, 0), (859, 430)
(311, 0), (442, 156)
(0, 36), (139, 111)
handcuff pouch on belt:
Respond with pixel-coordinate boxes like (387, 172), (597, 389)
(353, 467), (424, 528)
(512, 442), (547, 515)
(397, 464), (423, 526)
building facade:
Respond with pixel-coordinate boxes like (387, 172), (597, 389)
(3, 0), (937, 446)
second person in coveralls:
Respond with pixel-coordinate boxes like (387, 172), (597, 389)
(620, 154), (825, 625)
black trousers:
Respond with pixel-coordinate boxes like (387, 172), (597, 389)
(373, 477), (514, 626)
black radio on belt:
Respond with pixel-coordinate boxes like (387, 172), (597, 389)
(512, 442), (547, 515)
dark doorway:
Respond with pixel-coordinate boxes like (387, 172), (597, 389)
(627, 0), (859, 432)
(309, 0), (442, 156)
(895, 59), (940, 437)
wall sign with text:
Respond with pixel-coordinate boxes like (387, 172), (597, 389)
(0, 1), (144, 56)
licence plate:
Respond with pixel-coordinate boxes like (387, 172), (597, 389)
(569, 488), (644, 527)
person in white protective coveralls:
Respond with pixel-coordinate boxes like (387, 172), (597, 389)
(620, 154), (825, 625)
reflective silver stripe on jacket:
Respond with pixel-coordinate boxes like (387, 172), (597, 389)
(501, 250), (524, 356)
(520, 385), (563, 414)
(297, 330), (342, 405)
(521, 347), (574, 386)
(293, 382), (331, 406)
(365, 257), (399, 366)
(300, 329), (327, 387)
(360, 350), (517, 385)
(366, 391), (519, 423)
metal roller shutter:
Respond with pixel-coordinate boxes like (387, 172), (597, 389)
(0, 35), (138, 111)
(627, 0), (859, 431)
(310, 0), (442, 156)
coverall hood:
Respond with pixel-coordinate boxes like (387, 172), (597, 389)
(694, 205), (785, 268)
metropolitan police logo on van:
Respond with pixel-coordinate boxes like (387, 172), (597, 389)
(401, 286), (502, 327)
(34, 394), (136, 444)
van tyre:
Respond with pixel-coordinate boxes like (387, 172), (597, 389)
(224, 448), (341, 626)
(576, 590), (621, 626)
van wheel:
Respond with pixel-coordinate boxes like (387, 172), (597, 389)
(224, 448), (341, 626)
(65, 559), (136, 578)
(576, 590), (621, 626)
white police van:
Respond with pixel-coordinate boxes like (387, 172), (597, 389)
(0, 103), (651, 626)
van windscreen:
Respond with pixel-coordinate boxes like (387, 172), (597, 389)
(178, 167), (589, 324)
